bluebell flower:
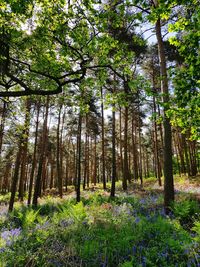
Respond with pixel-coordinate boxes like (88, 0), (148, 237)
(141, 256), (146, 267)
(184, 249), (190, 255)
(102, 256), (107, 267)
(1, 228), (21, 246)
(135, 217), (140, 224)
(0, 248), (5, 253)
(132, 245), (137, 254)
(140, 199), (146, 205)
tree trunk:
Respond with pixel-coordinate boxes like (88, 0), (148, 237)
(18, 98), (31, 201)
(57, 105), (63, 198)
(28, 102), (40, 205)
(155, 15), (174, 213)
(93, 135), (97, 186)
(9, 149), (22, 211)
(110, 103), (116, 198)
(0, 100), (7, 155)
(182, 134), (191, 176)
(137, 104), (143, 186)
(101, 87), (106, 190)
(32, 96), (49, 206)
(132, 115), (138, 181)
(153, 95), (162, 186)
(76, 113), (82, 202)
(123, 104), (129, 190)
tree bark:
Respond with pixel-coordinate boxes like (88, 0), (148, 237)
(32, 96), (49, 206)
(110, 103), (116, 198)
(76, 113), (82, 202)
(56, 105), (63, 198)
(155, 15), (174, 212)
(101, 87), (106, 190)
(28, 102), (40, 205)
(18, 98), (31, 201)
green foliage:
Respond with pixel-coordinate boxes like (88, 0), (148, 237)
(0, 193), (12, 204)
(168, 0), (200, 139)
(192, 220), (200, 242)
(9, 207), (41, 229)
(172, 199), (200, 224)
(54, 202), (87, 224)
(0, 192), (199, 266)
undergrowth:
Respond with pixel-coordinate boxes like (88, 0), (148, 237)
(0, 191), (199, 267)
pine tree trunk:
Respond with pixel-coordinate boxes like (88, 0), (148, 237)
(119, 107), (124, 179)
(153, 95), (162, 186)
(83, 127), (88, 190)
(57, 105), (63, 198)
(93, 135), (97, 186)
(32, 96), (49, 206)
(132, 115), (138, 181)
(110, 104), (116, 198)
(182, 134), (191, 176)
(9, 149), (22, 211)
(123, 105), (129, 190)
(18, 98), (31, 201)
(138, 105), (143, 186)
(101, 87), (106, 190)
(28, 102), (40, 205)
(155, 16), (174, 212)
(76, 113), (82, 202)
(0, 100), (7, 155)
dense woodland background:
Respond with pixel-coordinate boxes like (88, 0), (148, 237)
(0, 0), (200, 266)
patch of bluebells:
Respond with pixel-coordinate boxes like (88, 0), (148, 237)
(112, 203), (132, 217)
(47, 259), (63, 267)
(58, 218), (74, 228)
(1, 227), (21, 246)
(130, 194), (167, 219)
(101, 256), (108, 267)
(35, 220), (50, 230)
(135, 217), (140, 224)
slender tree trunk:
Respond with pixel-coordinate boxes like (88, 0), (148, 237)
(0, 100), (7, 155)
(132, 116), (138, 181)
(182, 134), (191, 176)
(176, 131), (186, 174)
(2, 149), (13, 193)
(93, 135), (97, 186)
(137, 104), (143, 186)
(155, 14), (174, 212)
(153, 95), (162, 186)
(18, 98), (31, 201)
(57, 105), (63, 198)
(9, 98), (31, 211)
(173, 133), (181, 176)
(87, 136), (90, 188)
(110, 102), (116, 198)
(76, 113), (82, 202)
(123, 105), (129, 190)
(189, 140), (197, 176)
(101, 87), (106, 190)
(8, 149), (22, 211)
(28, 102), (40, 205)
(119, 107), (124, 178)
(83, 126), (88, 190)
(32, 96), (49, 206)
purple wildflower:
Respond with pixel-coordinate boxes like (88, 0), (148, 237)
(132, 245), (137, 254)
(135, 217), (140, 224)
(140, 199), (146, 205)
(141, 256), (146, 267)
(1, 228), (21, 246)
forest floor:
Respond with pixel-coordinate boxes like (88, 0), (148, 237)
(0, 175), (199, 266)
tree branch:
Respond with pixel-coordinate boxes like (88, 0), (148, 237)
(0, 85), (62, 97)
